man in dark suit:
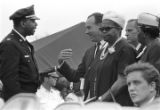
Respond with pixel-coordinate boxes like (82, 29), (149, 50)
(136, 12), (160, 72)
(97, 11), (136, 106)
(125, 19), (145, 56)
(57, 12), (107, 100)
(0, 5), (40, 101)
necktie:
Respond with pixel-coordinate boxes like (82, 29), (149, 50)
(94, 42), (101, 58)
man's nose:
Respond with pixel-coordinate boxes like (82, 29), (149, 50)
(128, 83), (135, 92)
(85, 30), (89, 34)
(125, 32), (129, 37)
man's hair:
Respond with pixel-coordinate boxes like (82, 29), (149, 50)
(127, 19), (140, 31)
(39, 73), (51, 83)
(87, 12), (103, 24)
(12, 18), (26, 28)
(124, 62), (160, 97)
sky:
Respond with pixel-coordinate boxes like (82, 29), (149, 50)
(1, 0), (160, 42)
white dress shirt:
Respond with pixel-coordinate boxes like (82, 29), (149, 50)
(36, 85), (64, 110)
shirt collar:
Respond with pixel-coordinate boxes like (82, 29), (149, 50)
(97, 40), (108, 50)
(136, 43), (142, 51)
(13, 28), (27, 41)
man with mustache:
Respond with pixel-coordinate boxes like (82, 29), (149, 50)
(0, 5), (40, 101)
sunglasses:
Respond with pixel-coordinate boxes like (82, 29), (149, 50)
(99, 26), (120, 33)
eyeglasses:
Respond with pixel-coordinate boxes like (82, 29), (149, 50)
(99, 26), (120, 33)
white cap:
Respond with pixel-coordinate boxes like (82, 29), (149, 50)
(137, 12), (159, 27)
(102, 11), (125, 28)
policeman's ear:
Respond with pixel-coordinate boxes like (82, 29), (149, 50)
(20, 19), (27, 28)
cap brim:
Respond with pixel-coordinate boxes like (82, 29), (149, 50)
(48, 72), (59, 78)
(26, 15), (40, 20)
(29, 16), (40, 20)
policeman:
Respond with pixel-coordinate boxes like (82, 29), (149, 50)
(0, 5), (40, 101)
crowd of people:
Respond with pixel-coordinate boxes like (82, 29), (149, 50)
(0, 4), (160, 110)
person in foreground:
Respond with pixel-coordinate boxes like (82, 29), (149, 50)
(0, 5), (40, 101)
(125, 62), (160, 107)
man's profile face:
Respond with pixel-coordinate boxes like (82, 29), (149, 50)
(48, 76), (57, 87)
(127, 71), (154, 106)
(23, 19), (38, 36)
(125, 21), (139, 45)
(85, 16), (102, 42)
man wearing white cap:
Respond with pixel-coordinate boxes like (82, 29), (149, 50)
(136, 12), (160, 72)
(97, 11), (136, 106)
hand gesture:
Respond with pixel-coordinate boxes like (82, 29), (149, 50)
(58, 49), (72, 64)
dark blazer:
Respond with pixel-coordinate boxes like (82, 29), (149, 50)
(139, 38), (160, 72)
(0, 30), (39, 101)
(58, 44), (98, 99)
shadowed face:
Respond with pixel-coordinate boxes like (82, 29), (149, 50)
(23, 19), (38, 36)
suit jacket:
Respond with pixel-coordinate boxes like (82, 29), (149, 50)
(139, 38), (160, 72)
(58, 44), (98, 100)
(0, 30), (39, 101)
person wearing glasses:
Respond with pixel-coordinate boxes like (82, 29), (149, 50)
(97, 11), (136, 106)
(36, 72), (65, 110)
(136, 12), (160, 73)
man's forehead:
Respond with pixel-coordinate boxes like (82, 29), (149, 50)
(86, 16), (95, 24)
(127, 21), (137, 27)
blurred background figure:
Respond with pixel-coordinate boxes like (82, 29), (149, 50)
(136, 12), (160, 72)
(84, 102), (122, 110)
(125, 62), (160, 107)
(36, 72), (65, 110)
(125, 19), (145, 56)
(125, 19), (141, 49)
(1, 93), (40, 110)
